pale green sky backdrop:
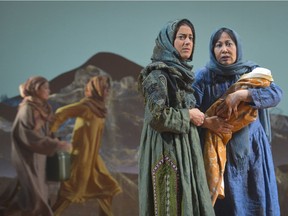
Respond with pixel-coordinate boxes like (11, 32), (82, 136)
(0, 1), (287, 115)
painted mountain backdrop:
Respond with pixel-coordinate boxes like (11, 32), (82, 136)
(0, 52), (287, 215)
(0, 52), (144, 215)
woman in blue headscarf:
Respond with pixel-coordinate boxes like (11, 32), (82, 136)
(192, 27), (282, 216)
(138, 19), (215, 216)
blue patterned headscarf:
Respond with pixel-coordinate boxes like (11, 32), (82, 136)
(151, 18), (196, 84)
(206, 27), (258, 76)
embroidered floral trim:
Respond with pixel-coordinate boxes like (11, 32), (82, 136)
(152, 155), (180, 216)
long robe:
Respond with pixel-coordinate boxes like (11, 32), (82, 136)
(50, 100), (122, 203)
(138, 66), (215, 216)
(11, 102), (59, 216)
(193, 67), (282, 216)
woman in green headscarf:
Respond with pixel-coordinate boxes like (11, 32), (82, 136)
(138, 19), (215, 216)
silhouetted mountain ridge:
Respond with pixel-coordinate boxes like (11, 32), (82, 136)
(0, 52), (143, 122)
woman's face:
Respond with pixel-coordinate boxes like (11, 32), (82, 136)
(173, 24), (193, 60)
(213, 32), (237, 65)
(36, 82), (50, 101)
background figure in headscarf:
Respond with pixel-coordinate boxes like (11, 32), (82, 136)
(9, 76), (71, 216)
(193, 27), (282, 216)
(50, 75), (122, 216)
(138, 19), (215, 216)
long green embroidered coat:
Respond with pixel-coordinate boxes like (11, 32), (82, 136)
(138, 62), (214, 216)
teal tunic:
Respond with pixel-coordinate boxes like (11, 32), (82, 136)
(138, 66), (214, 216)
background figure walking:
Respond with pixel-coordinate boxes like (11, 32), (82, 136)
(51, 75), (122, 216)
(10, 76), (71, 216)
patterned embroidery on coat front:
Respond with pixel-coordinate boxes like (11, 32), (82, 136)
(152, 155), (180, 216)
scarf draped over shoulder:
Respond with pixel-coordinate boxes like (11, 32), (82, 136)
(139, 19), (195, 99)
(202, 27), (272, 205)
(19, 76), (53, 126)
(206, 28), (258, 76)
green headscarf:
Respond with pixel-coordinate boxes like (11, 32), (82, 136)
(151, 18), (196, 84)
(139, 19), (196, 99)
